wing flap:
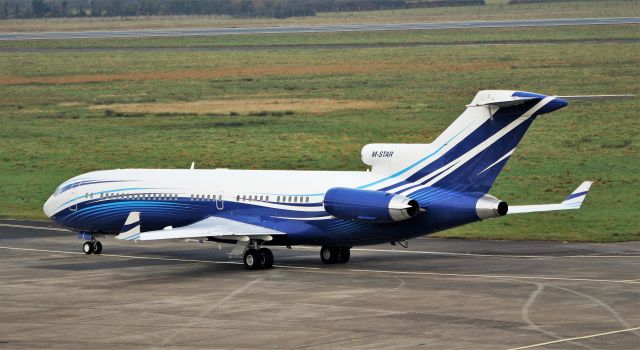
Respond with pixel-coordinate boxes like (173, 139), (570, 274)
(508, 181), (593, 215)
(124, 216), (285, 241)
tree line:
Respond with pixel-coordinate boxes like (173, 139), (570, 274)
(1, 0), (485, 19)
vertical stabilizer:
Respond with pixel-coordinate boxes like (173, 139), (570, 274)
(373, 91), (568, 198)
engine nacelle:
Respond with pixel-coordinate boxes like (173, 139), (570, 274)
(323, 187), (420, 223)
(475, 195), (508, 220)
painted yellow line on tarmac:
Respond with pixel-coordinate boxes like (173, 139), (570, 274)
(288, 245), (640, 259)
(0, 223), (69, 231)
(506, 326), (640, 350)
(1, 245), (636, 284)
(4, 224), (638, 259)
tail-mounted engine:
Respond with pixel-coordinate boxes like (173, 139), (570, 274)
(323, 187), (420, 223)
(475, 195), (508, 219)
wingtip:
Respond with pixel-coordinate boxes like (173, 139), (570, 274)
(562, 181), (593, 207)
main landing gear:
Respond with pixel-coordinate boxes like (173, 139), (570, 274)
(82, 240), (102, 255)
(243, 247), (274, 270)
(320, 246), (351, 264)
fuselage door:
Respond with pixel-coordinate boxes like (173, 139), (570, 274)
(69, 183), (78, 211)
(216, 192), (224, 210)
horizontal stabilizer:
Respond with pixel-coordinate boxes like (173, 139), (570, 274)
(557, 95), (634, 102)
(466, 96), (537, 108)
(508, 181), (593, 215)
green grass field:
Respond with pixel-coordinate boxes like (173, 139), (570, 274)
(1, 0), (637, 32)
(0, 24), (638, 242)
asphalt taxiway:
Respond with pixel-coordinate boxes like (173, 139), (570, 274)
(1, 17), (639, 41)
(1, 219), (638, 349)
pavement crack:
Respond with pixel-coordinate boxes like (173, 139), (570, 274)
(546, 283), (640, 339)
(154, 275), (266, 347)
(519, 281), (595, 350)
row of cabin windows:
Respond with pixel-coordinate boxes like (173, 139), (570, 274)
(91, 192), (177, 200)
(236, 194), (310, 204)
(191, 194), (222, 201)
(87, 192), (309, 204)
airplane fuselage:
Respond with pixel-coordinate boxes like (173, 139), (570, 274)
(44, 168), (481, 246)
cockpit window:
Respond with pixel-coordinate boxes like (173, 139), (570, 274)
(53, 186), (63, 196)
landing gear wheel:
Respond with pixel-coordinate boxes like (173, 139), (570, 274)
(320, 246), (340, 264)
(243, 249), (263, 270)
(337, 247), (350, 263)
(93, 241), (103, 254)
(258, 248), (274, 269)
(82, 241), (94, 255)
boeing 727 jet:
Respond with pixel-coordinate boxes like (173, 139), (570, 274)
(44, 90), (613, 269)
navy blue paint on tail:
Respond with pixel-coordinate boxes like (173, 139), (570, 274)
(396, 94), (568, 196)
(432, 96), (567, 194)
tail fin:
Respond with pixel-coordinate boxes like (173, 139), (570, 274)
(417, 91), (567, 194)
(363, 91), (568, 197)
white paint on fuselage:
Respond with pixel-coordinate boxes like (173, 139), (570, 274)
(44, 168), (381, 217)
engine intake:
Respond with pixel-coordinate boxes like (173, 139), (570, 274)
(323, 187), (420, 223)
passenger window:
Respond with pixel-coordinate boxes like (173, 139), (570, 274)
(259, 195), (263, 201)
(306, 197), (310, 203)
(277, 196), (280, 202)
(266, 196), (269, 202)
(294, 196), (297, 203)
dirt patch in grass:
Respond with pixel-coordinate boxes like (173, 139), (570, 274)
(90, 98), (388, 115)
(0, 62), (506, 85)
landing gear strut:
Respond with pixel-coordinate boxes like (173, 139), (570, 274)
(320, 246), (350, 264)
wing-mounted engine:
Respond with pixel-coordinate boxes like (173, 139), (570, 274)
(323, 187), (420, 223)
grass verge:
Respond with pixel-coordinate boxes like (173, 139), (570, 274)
(0, 24), (638, 242)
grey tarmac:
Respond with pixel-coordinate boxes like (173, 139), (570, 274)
(0, 219), (638, 349)
(1, 17), (639, 41)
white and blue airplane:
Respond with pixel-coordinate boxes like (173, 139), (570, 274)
(44, 90), (607, 269)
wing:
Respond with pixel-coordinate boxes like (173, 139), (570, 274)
(508, 181), (593, 215)
(116, 215), (285, 242)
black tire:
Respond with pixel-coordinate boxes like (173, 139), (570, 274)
(320, 246), (339, 264)
(337, 247), (350, 263)
(243, 249), (263, 270)
(82, 241), (94, 255)
(259, 248), (274, 269)
(93, 241), (103, 254)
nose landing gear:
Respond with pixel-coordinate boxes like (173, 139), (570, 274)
(82, 240), (102, 254)
(78, 232), (102, 255)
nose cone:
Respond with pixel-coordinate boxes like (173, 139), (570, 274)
(43, 196), (56, 219)
(538, 97), (568, 115)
